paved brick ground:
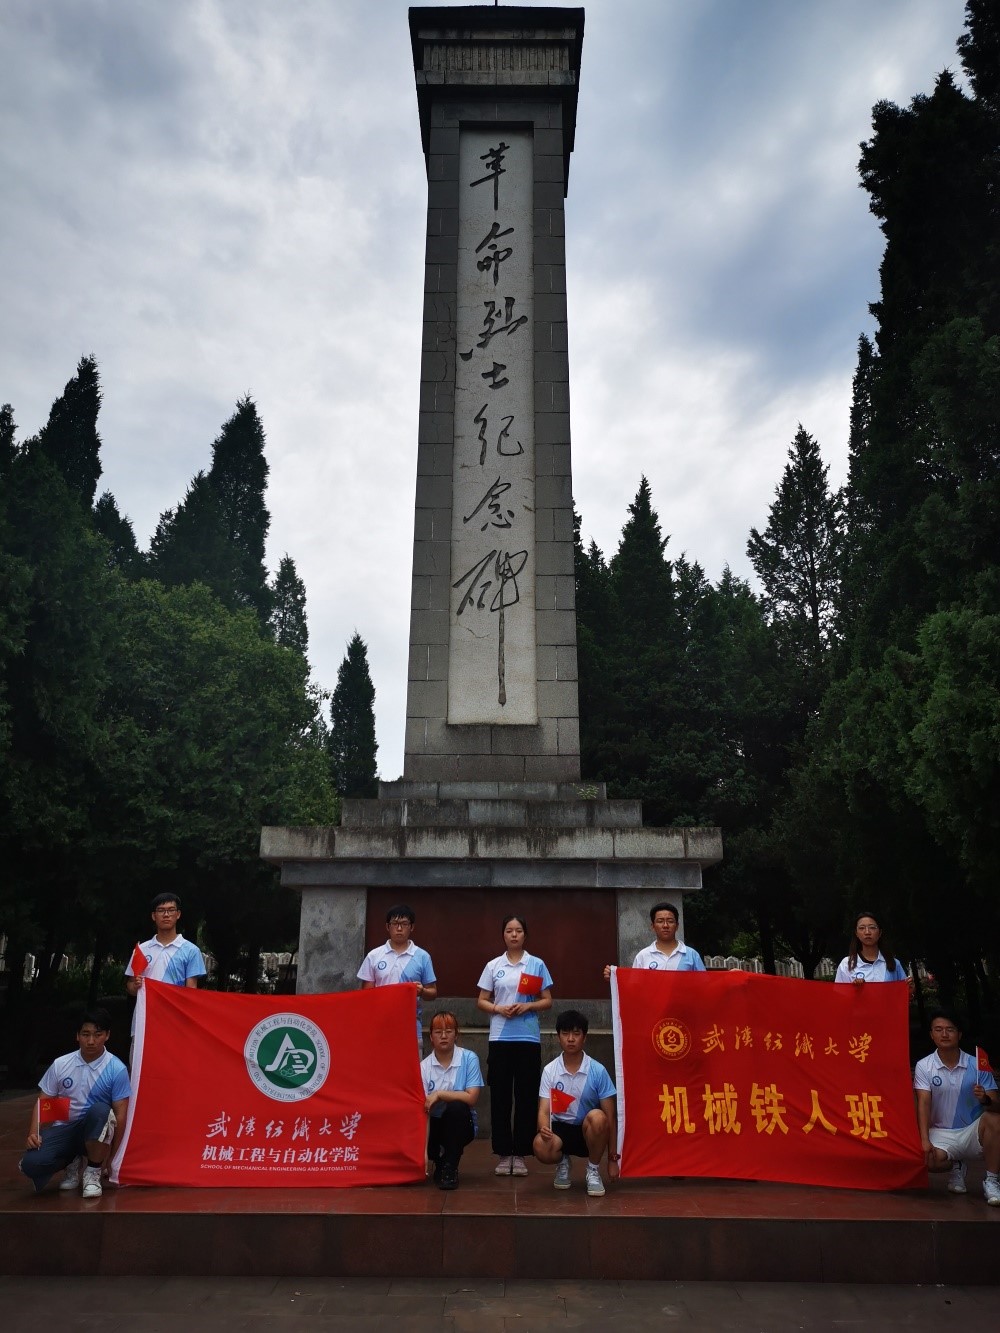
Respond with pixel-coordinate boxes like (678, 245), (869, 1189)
(1, 1275), (995, 1330)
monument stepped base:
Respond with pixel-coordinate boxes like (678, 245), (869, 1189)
(2, 1097), (996, 1282)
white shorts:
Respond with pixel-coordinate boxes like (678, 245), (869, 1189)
(928, 1121), (983, 1162)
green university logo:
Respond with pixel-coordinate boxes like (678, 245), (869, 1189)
(244, 1012), (330, 1102)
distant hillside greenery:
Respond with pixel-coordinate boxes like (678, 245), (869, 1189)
(575, 0), (1000, 1025)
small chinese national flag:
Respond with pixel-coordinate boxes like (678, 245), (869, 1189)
(517, 971), (542, 996)
(550, 1087), (575, 1116)
(977, 1046), (993, 1073)
(38, 1096), (71, 1124)
(129, 942), (148, 976)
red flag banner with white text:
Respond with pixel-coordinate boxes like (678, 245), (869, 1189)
(112, 982), (426, 1187)
(611, 968), (926, 1191)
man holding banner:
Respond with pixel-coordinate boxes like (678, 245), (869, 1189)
(19, 1008), (131, 1197)
(534, 1009), (618, 1197)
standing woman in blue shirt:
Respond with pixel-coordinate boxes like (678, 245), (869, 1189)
(834, 911), (907, 985)
(477, 914), (553, 1176)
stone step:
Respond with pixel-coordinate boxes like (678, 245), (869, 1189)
(340, 796), (643, 830)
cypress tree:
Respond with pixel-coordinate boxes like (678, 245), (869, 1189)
(269, 555), (309, 656)
(33, 355), (103, 506)
(328, 633), (378, 798)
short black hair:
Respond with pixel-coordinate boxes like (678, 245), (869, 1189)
(385, 904), (415, 925)
(79, 1007), (112, 1033)
(151, 891), (181, 911)
(929, 1008), (963, 1033)
(649, 901), (679, 924)
(555, 1009), (589, 1035)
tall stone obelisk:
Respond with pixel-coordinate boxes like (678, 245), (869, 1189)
(262, 7), (721, 1013)
(405, 5), (583, 781)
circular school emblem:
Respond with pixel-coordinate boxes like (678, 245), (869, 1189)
(244, 1012), (330, 1103)
(652, 1017), (691, 1061)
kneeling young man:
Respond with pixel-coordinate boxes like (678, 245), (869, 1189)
(19, 1008), (131, 1198)
(420, 1010), (484, 1190)
(534, 1009), (618, 1197)
(914, 1009), (999, 1206)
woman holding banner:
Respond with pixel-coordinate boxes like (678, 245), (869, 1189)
(477, 914), (553, 1176)
(835, 911), (908, 984)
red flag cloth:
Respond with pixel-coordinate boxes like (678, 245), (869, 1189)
(550, 1087), (575, 1116)
(517, 972), (543, 996)
(977, 1046), (993, 1073)
(129, 942), (148, 976)
(38, 1096), (71, 1124)
(112, 981), (426, 1188)
(611, 968), (925, 1192)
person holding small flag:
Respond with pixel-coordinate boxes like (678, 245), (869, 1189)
(534, 1009), (617, 1197)
(19, 1008), (131, 1197)
(914, 1010), (1000, 1206)
(125, 892), (207, 1007)
(477, 913), (553, 1176)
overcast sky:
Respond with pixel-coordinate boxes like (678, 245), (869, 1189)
(1, 0), (970, 776)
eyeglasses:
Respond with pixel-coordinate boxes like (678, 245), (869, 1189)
(154, 907), (180, 916)
(857, 925), (879, 933)
(932, 1026), (958, 1035)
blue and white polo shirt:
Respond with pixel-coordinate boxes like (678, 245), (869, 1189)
(420, 1045), (484, 1131)
(631, 940), (706, 972)
(358, 941), (436, 1039)
(913, 1049), (997, 1129)
(539, 1051), (616, 1125)
(477, 951), (554, 1043)
(39, 1049), (131, 1124)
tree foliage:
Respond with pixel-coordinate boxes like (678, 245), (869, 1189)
(328, 632), (378, 798)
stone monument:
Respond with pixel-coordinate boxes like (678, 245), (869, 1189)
(261, 6), (722, 1020)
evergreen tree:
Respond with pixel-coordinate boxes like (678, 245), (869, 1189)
(93, 491), (143, 577)
(328, 633), (378, 798)
(269, 555), (309, 655)
(148, 472), (243, 604)
(207, 395), (271, 619)
(747, 426), (842, 694)
(32, 355), (103, 506)
(0, 403), (16, 478)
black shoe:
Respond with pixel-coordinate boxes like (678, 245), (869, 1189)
(438, 1163), (459, 1191)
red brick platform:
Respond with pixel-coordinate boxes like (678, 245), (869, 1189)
(2, 1094), (997, 1282)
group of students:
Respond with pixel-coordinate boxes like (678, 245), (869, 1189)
(18, 898), (1000, 1207)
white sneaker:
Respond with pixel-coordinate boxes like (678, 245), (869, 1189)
(494, 1156), (513, 1176)
(510, 1156), (529, 1176)
(59, 1157), (83, 1192)
(554, 1155), (572, 1190)
(985, 1174), (1000, 1207)
(585, 1162), (605, 1197)
(947, 1160), (968, 1194)
(81, 1165), (103, 1199)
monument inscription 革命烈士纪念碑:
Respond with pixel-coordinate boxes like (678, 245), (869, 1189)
(449, 129), (537, 725)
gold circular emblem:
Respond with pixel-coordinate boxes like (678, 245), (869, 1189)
(652, 1018), (691, 1061)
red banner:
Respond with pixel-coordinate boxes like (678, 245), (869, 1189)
(112, 982), (426, 1188)
(612, 968), (925, 1192)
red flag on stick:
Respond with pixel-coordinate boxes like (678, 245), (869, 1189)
(977, 1046), (993, 1073)
(517, 972), (542, 996)
(550, 1087), (575, 1116)
(38, 1096), (71, 1124)
(129, 942), (148, 975)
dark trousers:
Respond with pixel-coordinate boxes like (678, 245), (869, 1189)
(427, 1102), (475, 1167)
(487, 1040), (541, 1156)
(19, 1102), (112, 1193)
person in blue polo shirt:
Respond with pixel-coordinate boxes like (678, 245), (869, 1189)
(19, 1007), (131, 1198)
(358, 904), (437, 1048)
(477, 913), (553, 1177)
(914, 1009), (999, 1206)
(603, 901), (706, 980)
(534, 1009), (618, 1197)
(420, 1010), (484, 1191)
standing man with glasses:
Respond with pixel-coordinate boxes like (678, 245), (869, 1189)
(603, 902), (706, 980)
(358, 904), (437, 1050)
(914, 1010), (1000, 1206)
(125, 893), (207, 1056)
